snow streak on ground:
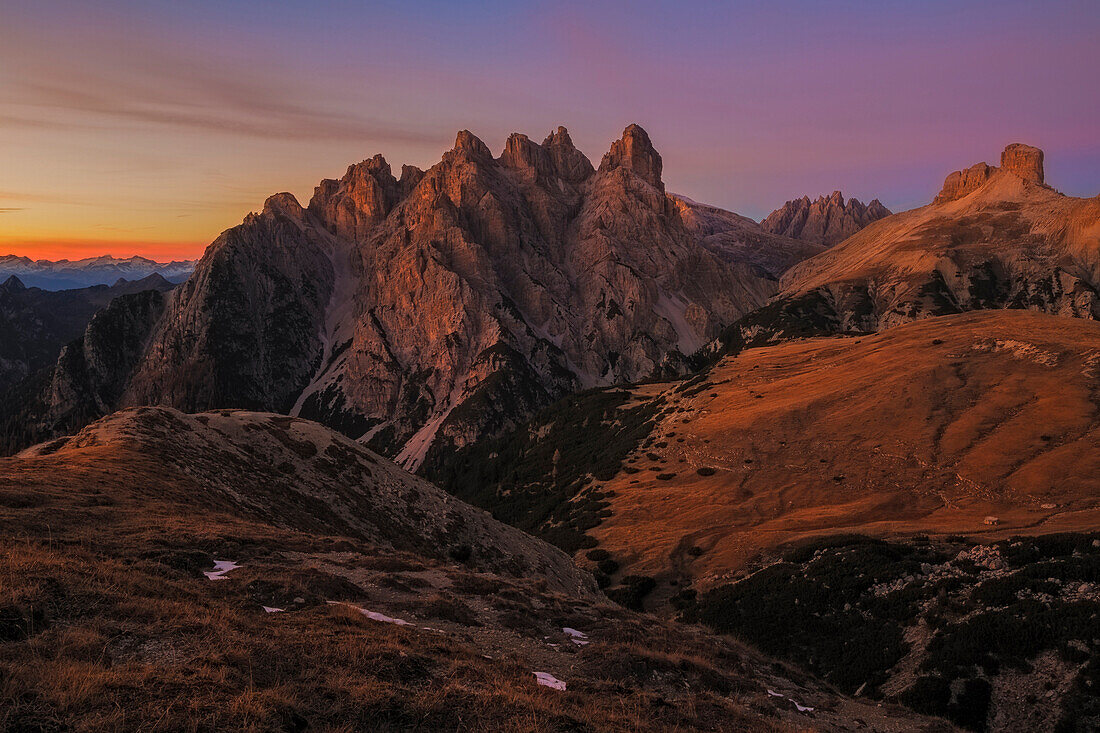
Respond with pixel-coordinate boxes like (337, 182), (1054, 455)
(767, 689), (813, 713)
(204, 560), (239, 580)
(562, 627), (589, 645)
(533, 671), (567, 691)
(327, 601), (413, 627)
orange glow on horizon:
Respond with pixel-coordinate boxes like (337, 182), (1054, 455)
(0, 237), (208, 262)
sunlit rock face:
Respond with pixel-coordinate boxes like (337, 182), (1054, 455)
(9, 125), (818, 467)
(735, 144), (1100, 345)
(762, 191), (891, 246)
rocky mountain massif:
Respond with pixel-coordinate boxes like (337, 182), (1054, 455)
(0, 407), (942, 731)
(0, 273), (175, 394)
(761, 191), (891, 246)
(0, 255), (195, 290)
(739, 144), (1100, 343)
(1, 125), (818, 464)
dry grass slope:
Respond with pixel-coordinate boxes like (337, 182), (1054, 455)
(0, 408), (939, 732)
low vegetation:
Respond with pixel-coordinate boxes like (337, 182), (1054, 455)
(0, 436), (932, 732)
(681, 533), (1100, 732)
(430, 389), (664, 552)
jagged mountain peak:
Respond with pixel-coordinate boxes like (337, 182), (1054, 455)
(308, 155), (400, 240)
(453, 129), (493, 159)
(1, 274), (26, 291)
(499, 132), (543, 172)
(262, 192), (305, 218)
(598, 123), (663, 190)
(542, 125), (574, 148)
(761, 190), (891, 246)
(497, 129), (595, 184)
(6, 123), (810, 470)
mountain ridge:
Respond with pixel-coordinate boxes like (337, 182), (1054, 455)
(761, 191), (891, 246)
(0, 254), (196, 290)
(3, 124), (818, 465)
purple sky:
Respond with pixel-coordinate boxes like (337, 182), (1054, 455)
(1, 0), (1097, 258)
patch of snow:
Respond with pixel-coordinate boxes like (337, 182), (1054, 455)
(562, 627), (590, 645)
(654, 291), (704, 355)
(534, 671), (567, 691)
(767, 688), (813, 713)
(263, 606), (284, 613)
(327, 601), (414, 627)
(204, 560), (239, 580)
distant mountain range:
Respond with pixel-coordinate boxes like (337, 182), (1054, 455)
(0, 255), (196, 290)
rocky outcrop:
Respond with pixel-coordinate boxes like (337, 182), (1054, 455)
(1001, 143), (1044, 184)
(308, 156), (399, 241)
(5, 125), (806, 465)
(933, 143), (1047, 205)
(124, 196), (337, 416)
(762, 192), (890, 246)
(934, 163), (997, 204)
(0, 289), (167, 451)
(598, 123), (663, 189)
(735, 144), (1100, 345)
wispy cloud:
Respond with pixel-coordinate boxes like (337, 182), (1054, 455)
(1, 29), (444, 146)
(0, 208), (24, 213)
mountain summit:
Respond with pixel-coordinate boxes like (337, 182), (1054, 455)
(6, 125), (815, 465)
(934, 142), (1046, 203)
(761, 191), (891, 246)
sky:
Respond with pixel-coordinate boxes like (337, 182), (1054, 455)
(1, 0), (1097, 261)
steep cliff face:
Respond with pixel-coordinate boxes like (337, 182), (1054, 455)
(735, 144), (1100, 344)
(8, 125), (801, 464)
(123, 194), (337, 415)
(761, 191), (891, 246)
(302, 124), (777, 470)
